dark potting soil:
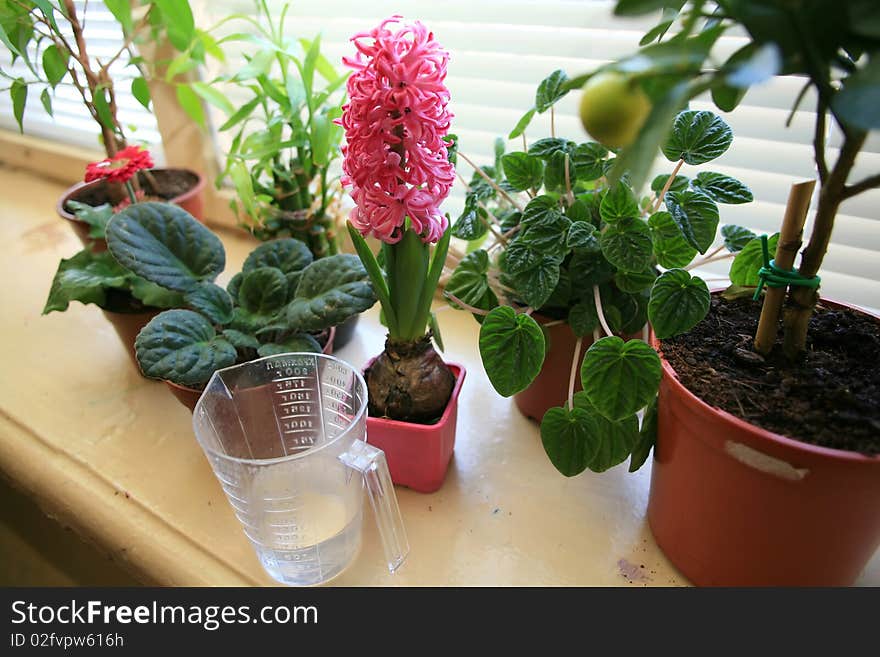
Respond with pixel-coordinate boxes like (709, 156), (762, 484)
(660, 295), (880, 456)
(66, 169), (198, 210)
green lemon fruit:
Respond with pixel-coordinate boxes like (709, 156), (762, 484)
(578, 72), (652, 149)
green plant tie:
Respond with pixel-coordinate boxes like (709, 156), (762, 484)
(753, 234), (820, 300)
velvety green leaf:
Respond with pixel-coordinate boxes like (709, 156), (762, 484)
(67, 201), (113, 239)
(226, 272), (243, 302)
(730, 233), (779, 286)
(528, 137), (574, 158)
(221, 328), (260, 351)
(693, 172), (753, 204)
(287, 254), (376, 331)
(129, 278), (184, 309)
(106, 202), (225, 292)
(721, 224), (758, 253)
(540, 404), (599, 476)
(600, 217), (653, 272)
(629, 396), (657, 472)
(649, 211), (697, 268)
(574, 393), (640, 473)
(580, 336), (661, 421)
(478, 306), (545, 397)
(184, 282), (234, 325)
(600, 182), (640, 223)
(662, 110), (733, 165)
(650, 174), (689, 195)
(134, 310), (237, 386)
(243, 238), (313, 275)
(501, 152), (544, 191)
(566, 221), (598, 250)
(508, 256), (561, 309)
(569, 299), (599, 337)
(42, 250), (129, 313)
(10, 78), (26, 131)
(615, 268), (657, 293)
(535, 69), (569, 113)
(508, 107), (536, 139)
(570, 142), (609, 182)
(648, 269), (710, 339)
(664, 189), (719, 254)
(257, 333), (322, 357)
(238, 267), (288, 317)
(41, 44), (67, 87)
(445, 250), (499, 321)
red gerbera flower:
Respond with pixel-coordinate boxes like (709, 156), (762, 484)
(84, 146), (154, 184)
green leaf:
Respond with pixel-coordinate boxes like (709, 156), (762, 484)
(664, 189), (719, 254)
(451, 206), (489, 242)
(614, 0), (677, 15)
(535, 69), (569, 113)
(569, 250), (615, 288)
(721, 224), (758, 253)
(39, 87), (52, 116)
(543, 150), (567, 192)
(184, 283), (234, 325)
(131, 77), (151, 110)
(153, 0), (195, 52)
(600, 218), (653, 272)
(521, 195), (559, 227)
(221, 329), (260, 351)
(569, 299), (599, 337)
(218, 96), (260, 132)
(502, 241), (543, 277)
(445, 250), (499, 321)
(615, 268), (657, 293)
(129, 278), (184, 309)
(730, 233), (779, 286)
(105, 202), (225, 293)
(226, 272), (243, 302)
(10, 78), (26, 131)
(575, 393), (640, 473)
(135, 310), (237, 386)
(104, 0), (133, 33)
(243, 238), (313, 275)
(693, 172), (753, 204)
(528, 137), (573, 158)
(41, 45), (68, 87)
(501, 152), (544, 191)
(570, 142), (609, 182)
(92, 85), (117, 134)
(190, 81), (234, 114)
(651, 174), (689, 195)
(508, 107), (536, 140)
(287, 254), (376, 331)
(238, 267), (289, 317)
(566, 221), (598, 250)
(831, 55), (880, 131)
(478, 306), (545, 397)
(518, 212), (571, 257)
(600, 182), (640, 223)
(540, 404), (599, 476)
(580, 336), (661, 421)
(508, 255), (561, 309)
(649, 211), (697, 268)
(648, 269), (710, 339)
(175, 84), (205, 129)
(662, 110), (733, 165)
(629, 396), (657, 472)
(43, 250), (130, 314)
(257, 334), (322, 357)
(429, 311), (445, 352)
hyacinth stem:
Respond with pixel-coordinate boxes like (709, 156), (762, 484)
(347, 221), (399, 334)
(388, 228), (429, 340)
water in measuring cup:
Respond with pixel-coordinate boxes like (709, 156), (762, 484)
(248, 470), (363, 586)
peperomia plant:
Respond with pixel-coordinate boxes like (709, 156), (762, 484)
(103, 202), (376, 387)
(447, 92), (758, 476)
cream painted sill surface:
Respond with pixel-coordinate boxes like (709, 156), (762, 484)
(1, 164), (877, 587)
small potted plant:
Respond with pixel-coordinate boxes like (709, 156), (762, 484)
(103, 202), (377, 410)
(528, 0), (880, 586)
(341, 16), (465, 493)
(1, 0), (207, 240)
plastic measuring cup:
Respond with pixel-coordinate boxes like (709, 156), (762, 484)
(192, 353), (408, 585)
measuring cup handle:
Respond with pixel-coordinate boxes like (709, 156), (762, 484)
(339, 441), (409, 573)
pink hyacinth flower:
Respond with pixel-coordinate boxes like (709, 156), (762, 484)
(339, 16), (455, 244)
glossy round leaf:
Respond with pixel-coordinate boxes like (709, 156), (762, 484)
(600, 182), (640, 223)
(445, 250), (499, 321)
(662, 110), (733, 165)
(649, 211), (698, 268)
(540, 405), (599, 476)
(508, 256), (561, 309)
(629, 396), (657, 472)
(574, 393), (640, 473)
(580, 336), (661, 421)
(479, 306), (545, 397)
(721, 224), (758, 252)
(648, 269), (710, 339)
(693, 171), (754, 205)
(599, 217), (653, 272)
(501, 152), (544, 191)
(664, 189), (719, 254)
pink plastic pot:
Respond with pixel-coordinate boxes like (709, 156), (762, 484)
(57, 168), (206, 251)
(365, 362), (465, 493)
(647, 298), (880, 586)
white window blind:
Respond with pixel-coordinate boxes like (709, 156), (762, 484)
(193, 0), (879, 309)
(0, 1), (161, 155)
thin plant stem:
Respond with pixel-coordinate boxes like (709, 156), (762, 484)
(651, 158), (684, 214)
(593, 285), (613, 337)
(458, 152), (524, 211)
(568, 336), (583, 411)
(123, 181), (138, 205)
(444, 292), (490, 316)
(683, 251), (735, 271)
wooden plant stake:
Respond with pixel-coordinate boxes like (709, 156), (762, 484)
(753, 180), (816, 356)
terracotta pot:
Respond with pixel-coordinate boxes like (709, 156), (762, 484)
(102, 308), (161, 369)
(56, 168), (207, 251)
(365, 362), (466, 493)
(513, 316), (639, 423)
(647, 298), (880, 586)
(164, 327), (336, 413)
